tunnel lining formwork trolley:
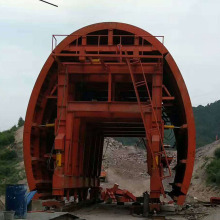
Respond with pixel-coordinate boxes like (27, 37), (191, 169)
(23, 22), (195, 211)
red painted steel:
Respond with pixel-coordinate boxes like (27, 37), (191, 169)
(101, 184), (136, 203)
(23, 22), (195, 209)
(210, 197), (220, 205)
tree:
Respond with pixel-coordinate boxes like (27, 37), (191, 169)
(17, 117), (24, 127)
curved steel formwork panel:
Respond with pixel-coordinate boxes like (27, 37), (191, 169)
(23, 22), (195, 209)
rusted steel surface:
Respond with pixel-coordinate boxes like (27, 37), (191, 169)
(210, 197), (220, 205)
(101, 184), (136, 203)
(23, 22), (195, 209)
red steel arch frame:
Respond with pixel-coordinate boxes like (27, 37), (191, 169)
(23, 22), (195, 209)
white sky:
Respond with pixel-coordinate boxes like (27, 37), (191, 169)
(0, 0), (220, 130)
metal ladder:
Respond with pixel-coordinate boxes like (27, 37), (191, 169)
(126, 57), (172, 196)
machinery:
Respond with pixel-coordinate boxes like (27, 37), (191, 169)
(101, 184), (136, 204)
(23, 22), (195, 211)
(99, 166), (107, 182)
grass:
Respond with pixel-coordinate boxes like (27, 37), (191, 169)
(0, 127), (15, 148)
(0, 121), (25, 195)
(0, 149), (23, 195)
(206, 148), (220, 186)
(214, 148), (220, 159)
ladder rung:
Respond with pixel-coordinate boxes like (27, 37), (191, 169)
(130, 58), (140, 64)
(135, 81), (146, 87)
(141, 104), (151, 111)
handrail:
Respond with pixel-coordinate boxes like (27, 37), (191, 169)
(51, 34), (164, 52)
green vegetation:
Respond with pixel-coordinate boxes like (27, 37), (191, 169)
(206, 148), (220, 186)
(17, 117), (25, 127)
(0, 128), (15, 147)
(214, 148), (220, 159)
(0, 117), (25, 195)
(194, 100), (220, 148)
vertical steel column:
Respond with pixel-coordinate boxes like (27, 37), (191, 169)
(93, 133), (103, 183)
(145, 114), (153, 176)
(108, 73), (112, 102)
(88, 132), (96, 187)
(84, 130), (92, 180)
(53, 64), (68, 196)
(79, 121), (86, 177)
(149, 73), (163, 201)
(91, 132), (98, 187)
(97, 135), (104, 177)
(65, 112), (73, 175)
(71, 117), (81, 177)
(108, 29), (113, 46)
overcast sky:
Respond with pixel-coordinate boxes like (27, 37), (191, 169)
(0, 0), (219, 130)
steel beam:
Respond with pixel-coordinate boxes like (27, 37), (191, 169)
(67, 102), (151, 113)
(65, 63), (160, 74)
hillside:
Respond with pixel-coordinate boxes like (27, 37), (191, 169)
(0, 123), (25, 196)
(189, 140), (220, 201)
(193, 100), (220, 148)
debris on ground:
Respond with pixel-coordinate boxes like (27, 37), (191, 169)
(101, 184), (136, 204)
